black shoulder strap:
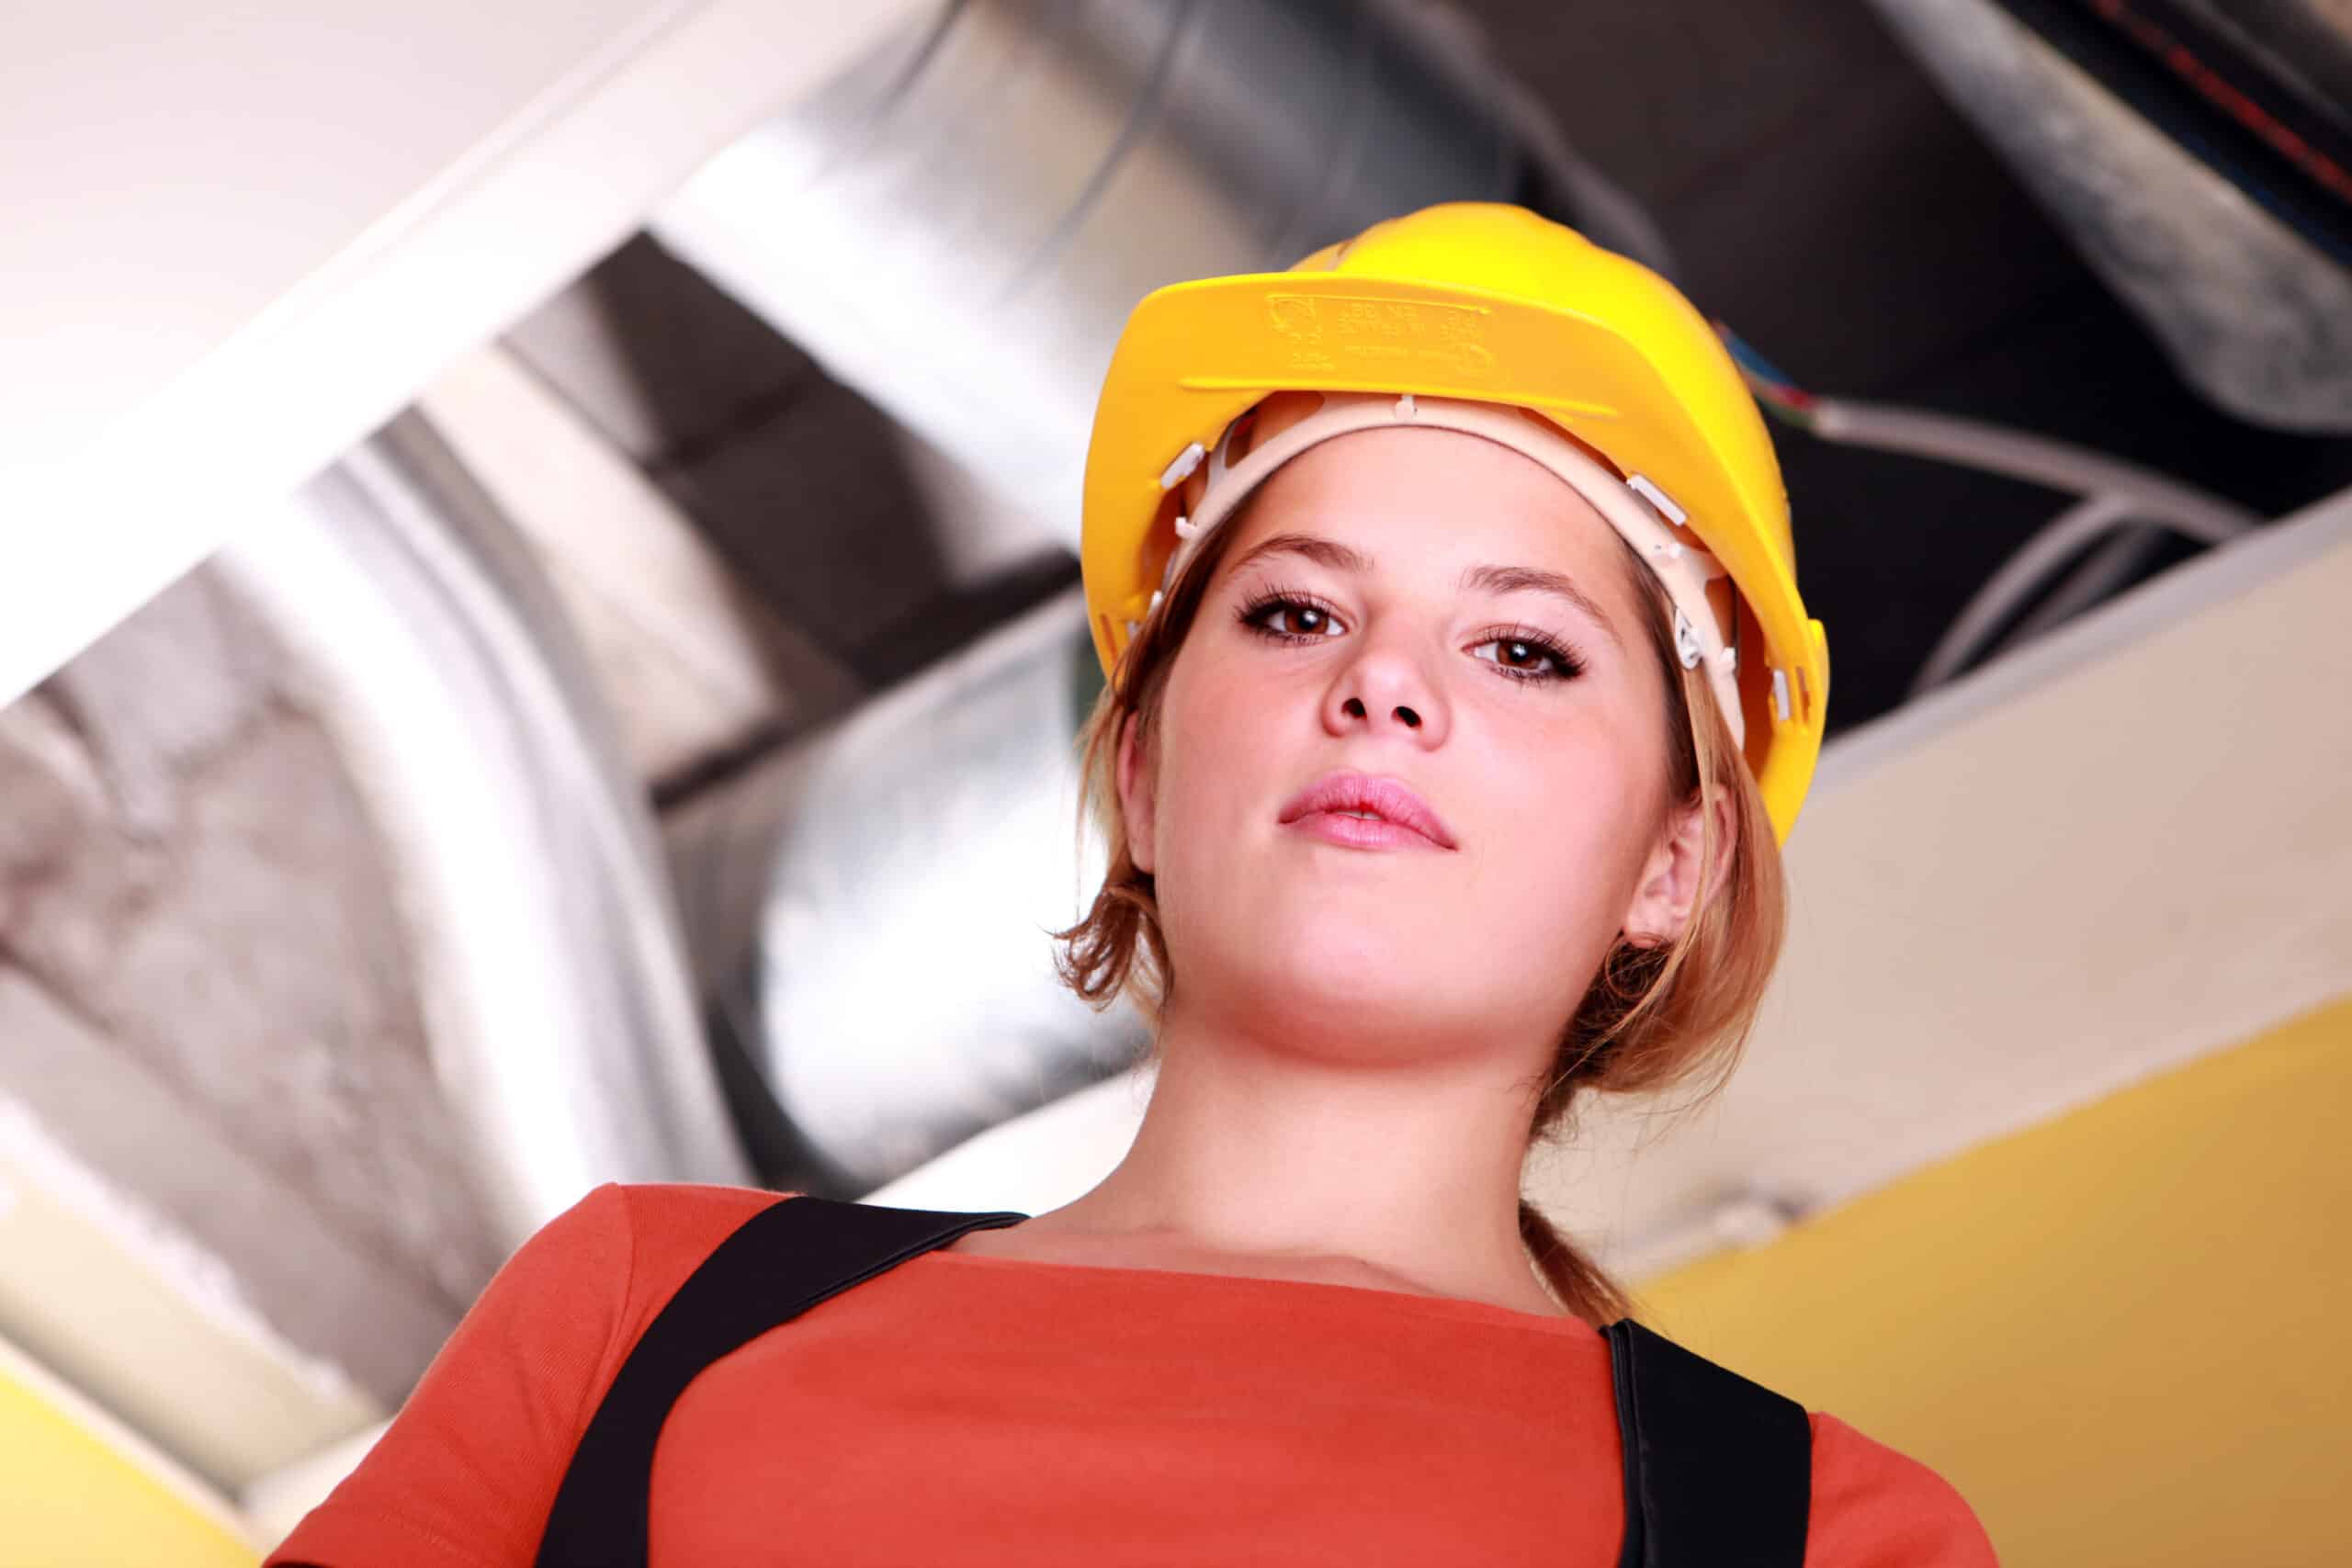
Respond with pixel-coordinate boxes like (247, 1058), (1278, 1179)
(533, 1194), (1027, 1568)
(532, 1196), (1808, 1568)
(1603, 1318), (1812, 1568)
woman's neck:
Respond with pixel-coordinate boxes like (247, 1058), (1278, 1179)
(1006, 998), (1572, 1319)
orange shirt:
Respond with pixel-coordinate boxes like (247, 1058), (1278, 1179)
(271, 1183), (1996, 1567)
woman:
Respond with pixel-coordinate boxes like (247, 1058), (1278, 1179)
(271, 204), (1994, 1566)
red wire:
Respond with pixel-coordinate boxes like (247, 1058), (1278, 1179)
(2086, 0), (2352, 207)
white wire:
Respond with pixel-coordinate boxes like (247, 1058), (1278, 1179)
(1987, 525), (2165, 657)
(1907, 490), (2263, 697)
(1909, 495), (2138, 696)
(1801, 398), (2264, 697)
(1810, 400), (2261, 546)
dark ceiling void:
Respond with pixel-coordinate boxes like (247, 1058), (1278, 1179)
(1454, 0), (2352, 733)
(519, 0), (2352, 747)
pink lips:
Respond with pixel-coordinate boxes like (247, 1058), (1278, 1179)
(1276, 769), (1458, 852)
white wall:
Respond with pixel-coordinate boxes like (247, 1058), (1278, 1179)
(0, 0), (937, 705)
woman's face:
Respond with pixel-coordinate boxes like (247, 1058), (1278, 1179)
(1119, 424), (1699, 1064)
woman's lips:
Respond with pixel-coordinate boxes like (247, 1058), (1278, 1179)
(1276, 770), (1457, 852)
(1284, 811), (1450, 852)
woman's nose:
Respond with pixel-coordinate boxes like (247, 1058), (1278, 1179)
(1340, 695), (1424, 728)
(1325, 650), (1447, 744)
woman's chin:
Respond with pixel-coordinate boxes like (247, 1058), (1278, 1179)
(1192, 919), (1488, 1043)
(1229, 908), (1429, 977)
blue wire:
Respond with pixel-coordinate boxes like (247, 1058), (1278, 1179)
(1714, 323), (1804, 396)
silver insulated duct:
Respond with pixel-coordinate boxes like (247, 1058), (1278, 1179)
(663, 591), (1121, 1196)
(221, 415), (752, 1241)
(1863, 0), (2352, 433)
(650, 0), (1667, 1193)
(650, 0), (1670, 531)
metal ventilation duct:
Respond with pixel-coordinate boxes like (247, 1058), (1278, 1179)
(219, 413), (751, 1244)
(648, 0), (1664, 1192)
(1865, 0), (2352, 432)
(649, 0), (1670, 528)
(664, 590), (1126, 1195)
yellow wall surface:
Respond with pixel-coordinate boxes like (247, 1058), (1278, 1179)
(0, 1335), (255, 1568)
(1636, 994), (2352, 1568)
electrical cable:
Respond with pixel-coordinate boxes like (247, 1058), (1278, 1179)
(1981, 525), (2166, 657)
(1910, 494), (2128, 696)
(1714, 322), (2266, 695)
(1809, 402), (2260, 542)
(1982, 0), (2352, 270)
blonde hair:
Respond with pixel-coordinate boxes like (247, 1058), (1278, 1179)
(1053, 469), (1788, 1325)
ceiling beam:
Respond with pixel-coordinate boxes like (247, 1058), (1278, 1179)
(0, 0), (935, 706)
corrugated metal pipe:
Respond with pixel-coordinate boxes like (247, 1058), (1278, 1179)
(220, 415), (752, 1244)
(650, 0), (1671, 528)
(1864, 0), (2352, 432)
(648, 0), (1667, 1193)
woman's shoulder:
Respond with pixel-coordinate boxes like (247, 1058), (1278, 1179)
(589, 1177), (793, 1230)
(1805, 1409), (1999, 1567)
(590, 1179), (793, 1247)
(555, 1180), (797, 1318)
(262, 1182), (799, 1566)
(388, 1182), (796, 1373)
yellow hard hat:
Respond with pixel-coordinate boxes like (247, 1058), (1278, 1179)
(1079, 201), (1829, 842)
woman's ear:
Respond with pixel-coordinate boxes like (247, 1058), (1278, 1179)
(1115, 713), (1158, 874)
(1622, 786), (1735, 946)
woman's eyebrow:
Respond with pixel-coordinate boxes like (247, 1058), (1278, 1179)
(1223, 536), (1624, 652)
(1227, 532), (1374, 578)
(1460, 563), (1624, 651)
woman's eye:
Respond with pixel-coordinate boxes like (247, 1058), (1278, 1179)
(1242, 596), (1348, 639)
(1470, 635), (1582, 681)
